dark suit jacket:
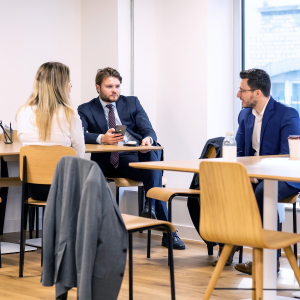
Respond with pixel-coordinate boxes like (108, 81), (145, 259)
(78, 95), (158, 171)
(236, 96), (300, 189)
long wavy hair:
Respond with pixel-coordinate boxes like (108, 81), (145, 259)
(17, 62), (74, 141)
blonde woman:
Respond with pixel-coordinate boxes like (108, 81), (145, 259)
(16, 62), (85, 200)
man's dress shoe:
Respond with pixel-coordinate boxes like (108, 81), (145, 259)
(211, 245), (241, 267)
(140, 203), (156, 219)
(234, 260), (280, 275)
(162, 231), (186, 250)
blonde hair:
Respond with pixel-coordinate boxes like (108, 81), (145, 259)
(17, 62), (74, 141)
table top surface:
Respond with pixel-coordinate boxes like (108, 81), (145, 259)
(129, 155), (300, 182)
(0, 141), (163, 156)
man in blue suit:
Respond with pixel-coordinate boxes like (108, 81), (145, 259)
(233, 68), (300, 274)
(78, 67), (185, 249)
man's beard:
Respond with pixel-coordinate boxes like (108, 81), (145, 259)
(243, 95), (257, 108)
(100, 92), (120, 103)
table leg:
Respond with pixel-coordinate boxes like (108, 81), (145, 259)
(263, 179), (278, 299)
(0, 157), (8, 235)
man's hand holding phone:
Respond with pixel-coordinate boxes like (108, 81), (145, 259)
(102, 128), (124, 145)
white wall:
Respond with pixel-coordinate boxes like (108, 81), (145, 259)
(0, 0), (81, 233)
(81, 0), (118, 103)
(1, 0), (236, 240)
(133, 0), (235, 239)
(81, 0), (131, 103)
(207, 0), (234, 138)
(0, 0), (82, 128)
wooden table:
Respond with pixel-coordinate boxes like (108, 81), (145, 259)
(0, 142), (163, 251)
(0, 141), (163, 157)
(129, 155), (300, 300)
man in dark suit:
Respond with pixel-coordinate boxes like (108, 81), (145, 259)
(78, 67), (185, 249)
(233, 68), (300, 274)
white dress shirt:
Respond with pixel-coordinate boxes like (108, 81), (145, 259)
(17, 105), (85, 158)
(96, 97), (152, 144)
(251, 97), (270, 156)
(251, 97), (285, 222)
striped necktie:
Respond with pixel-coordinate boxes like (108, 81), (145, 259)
(106, 104), (119, 168)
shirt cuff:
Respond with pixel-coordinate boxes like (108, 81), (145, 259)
(96, 134), (103, 144)
(253, 178), (259, 184)
(147, 136), (153, 145)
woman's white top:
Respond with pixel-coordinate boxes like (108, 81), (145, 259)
(17, 106), (85, 158)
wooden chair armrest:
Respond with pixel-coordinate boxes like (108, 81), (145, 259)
(0, 177), (22, 188)
(122, 214), (176, 232)
(146, 187), (200, 202)
(28, 198), (47, 206)
(279, 194), (299, 204)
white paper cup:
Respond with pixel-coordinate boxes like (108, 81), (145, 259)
(288, 135), (300, 160)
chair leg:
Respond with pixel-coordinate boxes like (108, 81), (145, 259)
(252, 248), (256, 300)
(293, 203), (298, 259)
(19, 203), (29, 277)
(129, 233), (133, 300)
(239, 246), (243, 263)
(167, 228), (175, 300)
(138, 186), (144, 216)
(147, 199), (151, 258)
(41, 207), (45, 267)
(36, 207), (39, 238)
(253, 248), (263, 300)
(203, 244), (233, 300)
(284, 246), (300, 285)
(207, 243), (214, 256)
(29, 207), (34, 239)
(116, 187), (120, 206)
(0, 237), (2, 268)
(168, 199), (172, 223)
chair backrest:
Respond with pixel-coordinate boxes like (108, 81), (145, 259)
(0, 129), (19, 142)
(199, 161), (264, 248)
(20, 145), (76, 184)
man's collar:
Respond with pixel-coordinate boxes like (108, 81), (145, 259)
(252, 96), (271, 117)
(99, 96), (116, 109)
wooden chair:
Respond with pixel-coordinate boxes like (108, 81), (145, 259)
(19, 145), (76, 277)
(279, 194), (299, 259)
(107, 176), (168, 214)
(108, 175), (168, 258)
(122, 214), (175, 300)
(199, 161), (300, 300)
(146, 145), (243, 262)
(0, 130), (38, 239)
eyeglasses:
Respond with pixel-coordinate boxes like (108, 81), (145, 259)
(238, 88), (256, 94)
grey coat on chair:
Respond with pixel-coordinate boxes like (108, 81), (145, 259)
(41, 156), (128, 300)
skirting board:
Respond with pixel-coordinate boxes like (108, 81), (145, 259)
(25, 238), (42, 248)
(1, 242), (37, 254)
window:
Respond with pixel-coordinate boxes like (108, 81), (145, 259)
(243, 0), (300, 114)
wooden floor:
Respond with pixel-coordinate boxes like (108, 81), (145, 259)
(0, 231), (299, 299)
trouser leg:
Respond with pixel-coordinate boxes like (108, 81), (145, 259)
(105, 151), (168, 221)
(253, 180), (300, 259)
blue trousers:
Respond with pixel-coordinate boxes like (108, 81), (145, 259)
(252, 180), (299, 259)
(104, 150), (168, 221)
(188, 180), (299, 259)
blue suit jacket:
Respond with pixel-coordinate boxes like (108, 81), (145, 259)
(78, 95), (158, 171)
(236, 96), (300, 189)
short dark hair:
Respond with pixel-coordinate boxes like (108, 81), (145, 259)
(95, 67), (122, 87)
(240, 68), (271, 97)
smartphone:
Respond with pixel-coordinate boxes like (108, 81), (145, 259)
(114, 125), (127, 136)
